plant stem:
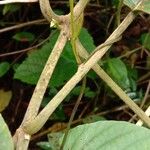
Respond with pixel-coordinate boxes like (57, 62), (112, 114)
(136, 81), (150, 126)
(39, 0), (61, 23)
(69, 0), (81, 64)
(76, 39), (150, 128)
(116, 0), (123, 26)
(13, 128), (31, 150)
(0, 19), (46, 33)
(22, 30), (67, 125)
(22, 11), (150, 135)
(72, 0), (89, 21)
(0, 0), (37, 5)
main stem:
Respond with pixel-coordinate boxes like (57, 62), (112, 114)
(22, 30), (67, 124)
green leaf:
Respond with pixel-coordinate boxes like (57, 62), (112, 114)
(79, 28), (96, 53)
(63, 121), (150, 150)
(14, 28), (96, 87)
(49, 105), (66, 121)
(50, 56), (77, 87)
(124, 0), (150, 14)
(104, 58), (130, 89)
(70, 86), (96, 99)
(0, 62), (10, 77)
(54, 9), (64, 15)
(124, 0), (140, 9)
(14, 30), (61, 86)
(85, 91), (96, 98)
(13, 32), (35, 42)
(36, 142), (52, 150)
(126, 65), (138, 91)
(0, 114), (14, 150)
(136, 0), (150, 14)
(3, 4), (21, 15)
(140, 33), (150, 50)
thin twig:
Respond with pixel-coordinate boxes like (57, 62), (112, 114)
(0, 0), (37, 4)
(61, 77), (86, 149)
(140, 81), (150, 108)
(0, 37), (49, 57)
(136, 81), (150, 126)
(0, 19), (46, 34)
(138, 72), (150, 82)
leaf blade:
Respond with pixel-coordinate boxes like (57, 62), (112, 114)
(0, 114), (14, 150)
(63, 121), (150, 150)
(14, 28), (96, 87)
(124, 0), (150, 14)
(0, 62), (10, 77)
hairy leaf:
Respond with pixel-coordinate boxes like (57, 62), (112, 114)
(62, 121), (150, 150)
(14, 28), (96, 87)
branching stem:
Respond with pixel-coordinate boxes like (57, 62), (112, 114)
(23, 11), (150, 134)
(22, 30), (67, 125)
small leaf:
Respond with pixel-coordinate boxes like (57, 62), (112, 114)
(0, 114), (14, 150)
(140, 33), (150, 50)
(124, 0), (150, 14)
(36, 142), (52, 150)
(14, 30), (60, 86)
(104, 58), (130, 89)
(63, 121), (150, 150)
(0, 62), (10, 77)
(14, 28), (96, 87)
(71, 86), (83, 95)
(54, 9), (64, 15)
(79, 28), (96, 53)
(84, 91), (96, 98)
(71, 86), (96, 98)
(0, 90), (12, 112)
(50, 105), (66, 121)
(13, 32), (35, 42)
